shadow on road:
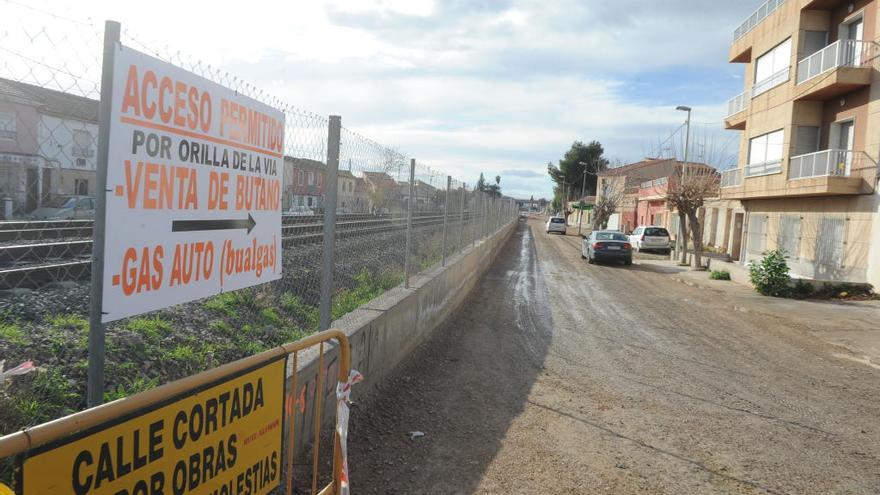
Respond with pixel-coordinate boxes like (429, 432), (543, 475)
(347, 222), (554, 493)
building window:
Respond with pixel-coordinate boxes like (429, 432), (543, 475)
(815, 217), (845, 271)
(298, 170), (304, 185)
(747, 214), (767, 255)
(307, 172), (314, 185)
(753, 38), (791, 96)
(0, 113), (15, 139)
(747, 129), (784, 176)
(777, 215), (801, 259)
(74, 179), (89, 196)
(72, 129), (93, 158)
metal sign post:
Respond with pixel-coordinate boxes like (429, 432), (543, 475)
(319, 116), (341, 330)
(404, 159), (415, 289)
(87, 20), (120, 408)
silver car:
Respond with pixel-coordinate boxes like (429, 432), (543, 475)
(29, 195), (95, 220)
(546, 216), (567, 234)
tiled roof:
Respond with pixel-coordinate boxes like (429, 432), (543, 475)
(0, 77), (98, 122)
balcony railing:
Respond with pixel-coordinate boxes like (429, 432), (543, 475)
(788, 149), (860, 180)
(639, 177), (668, 189)
(752, 67), (790, 97)
(720, 168), (743, 188)
(727, 91), (748, 117)
(745, 160), (782, 177)
(734, 0), (787, 41)
(71, 146), (94, 158)
(797, 39), (871, 84)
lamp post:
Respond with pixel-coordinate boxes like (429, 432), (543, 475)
(676, 105), (692, 174)
(675, 105), (692, 263)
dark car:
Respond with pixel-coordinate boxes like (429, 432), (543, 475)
(582, 230), (632, 265)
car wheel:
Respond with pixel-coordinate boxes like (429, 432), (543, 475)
(587, 254), (595, 264)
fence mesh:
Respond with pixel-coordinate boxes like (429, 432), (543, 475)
(0, 3), (518, 486)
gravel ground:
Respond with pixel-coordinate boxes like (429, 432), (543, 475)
(347, 218), (880, 494)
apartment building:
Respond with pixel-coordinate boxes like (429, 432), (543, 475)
(722, 0), (880, 286)
(0, 77), (98, 216)
(284, 157), (326, 210)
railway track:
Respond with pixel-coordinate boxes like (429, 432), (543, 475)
(0, 212), (473, 290)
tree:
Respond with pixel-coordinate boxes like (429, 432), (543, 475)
(547, 141), (609, 207)
(476, 172), (502, 198)
(666, 166), (719, 269)
(591, 176), (625, 230)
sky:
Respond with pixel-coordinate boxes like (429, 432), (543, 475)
(4, 0), (755, 199)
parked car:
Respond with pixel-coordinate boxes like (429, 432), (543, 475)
(546, 216), (567, 234)
(628, 226), (671, 254)
(286, 205), (315, 216)
(582, 230), (632, 265)
(29, 195), (95, 220)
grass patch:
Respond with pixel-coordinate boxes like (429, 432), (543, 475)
(126, 317), (173, 341)
(0, 320), (27, 346)
(104, 376), (159, 402)
(332, 269), (403, 320)
(280, 293), (319, 330)
(261, 308), (283, 327)
(709, 270), (731, 281)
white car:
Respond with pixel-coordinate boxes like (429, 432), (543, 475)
(286, 205), (315, 216)
(628, 226), (671, 253)
(546, 216), (567, 234)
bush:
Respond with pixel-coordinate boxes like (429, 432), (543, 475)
(709, 270), (731, 281)
(792, 279), (814, 299)
(749, 250), (791, 297)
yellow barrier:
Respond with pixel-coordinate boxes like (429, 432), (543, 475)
(0, 329), (352, 495)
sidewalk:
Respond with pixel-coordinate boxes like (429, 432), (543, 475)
(635, 257), (880, 370)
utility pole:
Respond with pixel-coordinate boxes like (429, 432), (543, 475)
(675, 105), (692, 264)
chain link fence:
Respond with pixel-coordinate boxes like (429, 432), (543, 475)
(0, 2), (517, 467)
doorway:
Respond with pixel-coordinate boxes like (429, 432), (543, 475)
(731, 212), (744, 261)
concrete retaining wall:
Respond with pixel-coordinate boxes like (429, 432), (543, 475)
(289, 220), (518, 457)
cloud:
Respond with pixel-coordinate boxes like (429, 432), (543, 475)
(6, 0), (752, 199)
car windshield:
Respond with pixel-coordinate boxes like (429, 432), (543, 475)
(550, 218), (565, 223)
(644, 228), (669, 237)
(44, 196), (77, 209)
(596, 232), (628, 241)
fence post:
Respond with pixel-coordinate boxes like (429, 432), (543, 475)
(441, 176), (451, 266)
(472, 190), (477, 249)
(87, 20), (120, 408)
(404, 159), (415, 289)
(319, 115), (341, 330)
(457, 183), (466, 253)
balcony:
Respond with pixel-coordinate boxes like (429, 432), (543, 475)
(71, 146), (94, 158)
(725, 91), (748, 130)
(720, 168), (742, 188)
(789, 149), (859, 179)
(638, 177), (668, 199)
(752, 67), (790, 97)
(745, 159), (783, 177)
(794, 40), (873, 100)
(730, 0), (788, 62)
(722, 149), (875, 199)
(734, 0), (787, 41)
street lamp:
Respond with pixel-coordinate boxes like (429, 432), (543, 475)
(676, 105), (692, 172)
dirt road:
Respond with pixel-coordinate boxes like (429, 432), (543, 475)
(348, 219), (880, 494)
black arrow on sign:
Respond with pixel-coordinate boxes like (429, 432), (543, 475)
(172, 213), (257, 234)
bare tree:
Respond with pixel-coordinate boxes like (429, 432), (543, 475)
(666, 166), (719, 269)
(591, 176), (626, 231)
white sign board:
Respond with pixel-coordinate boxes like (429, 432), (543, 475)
(101, 45), (284, 322)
